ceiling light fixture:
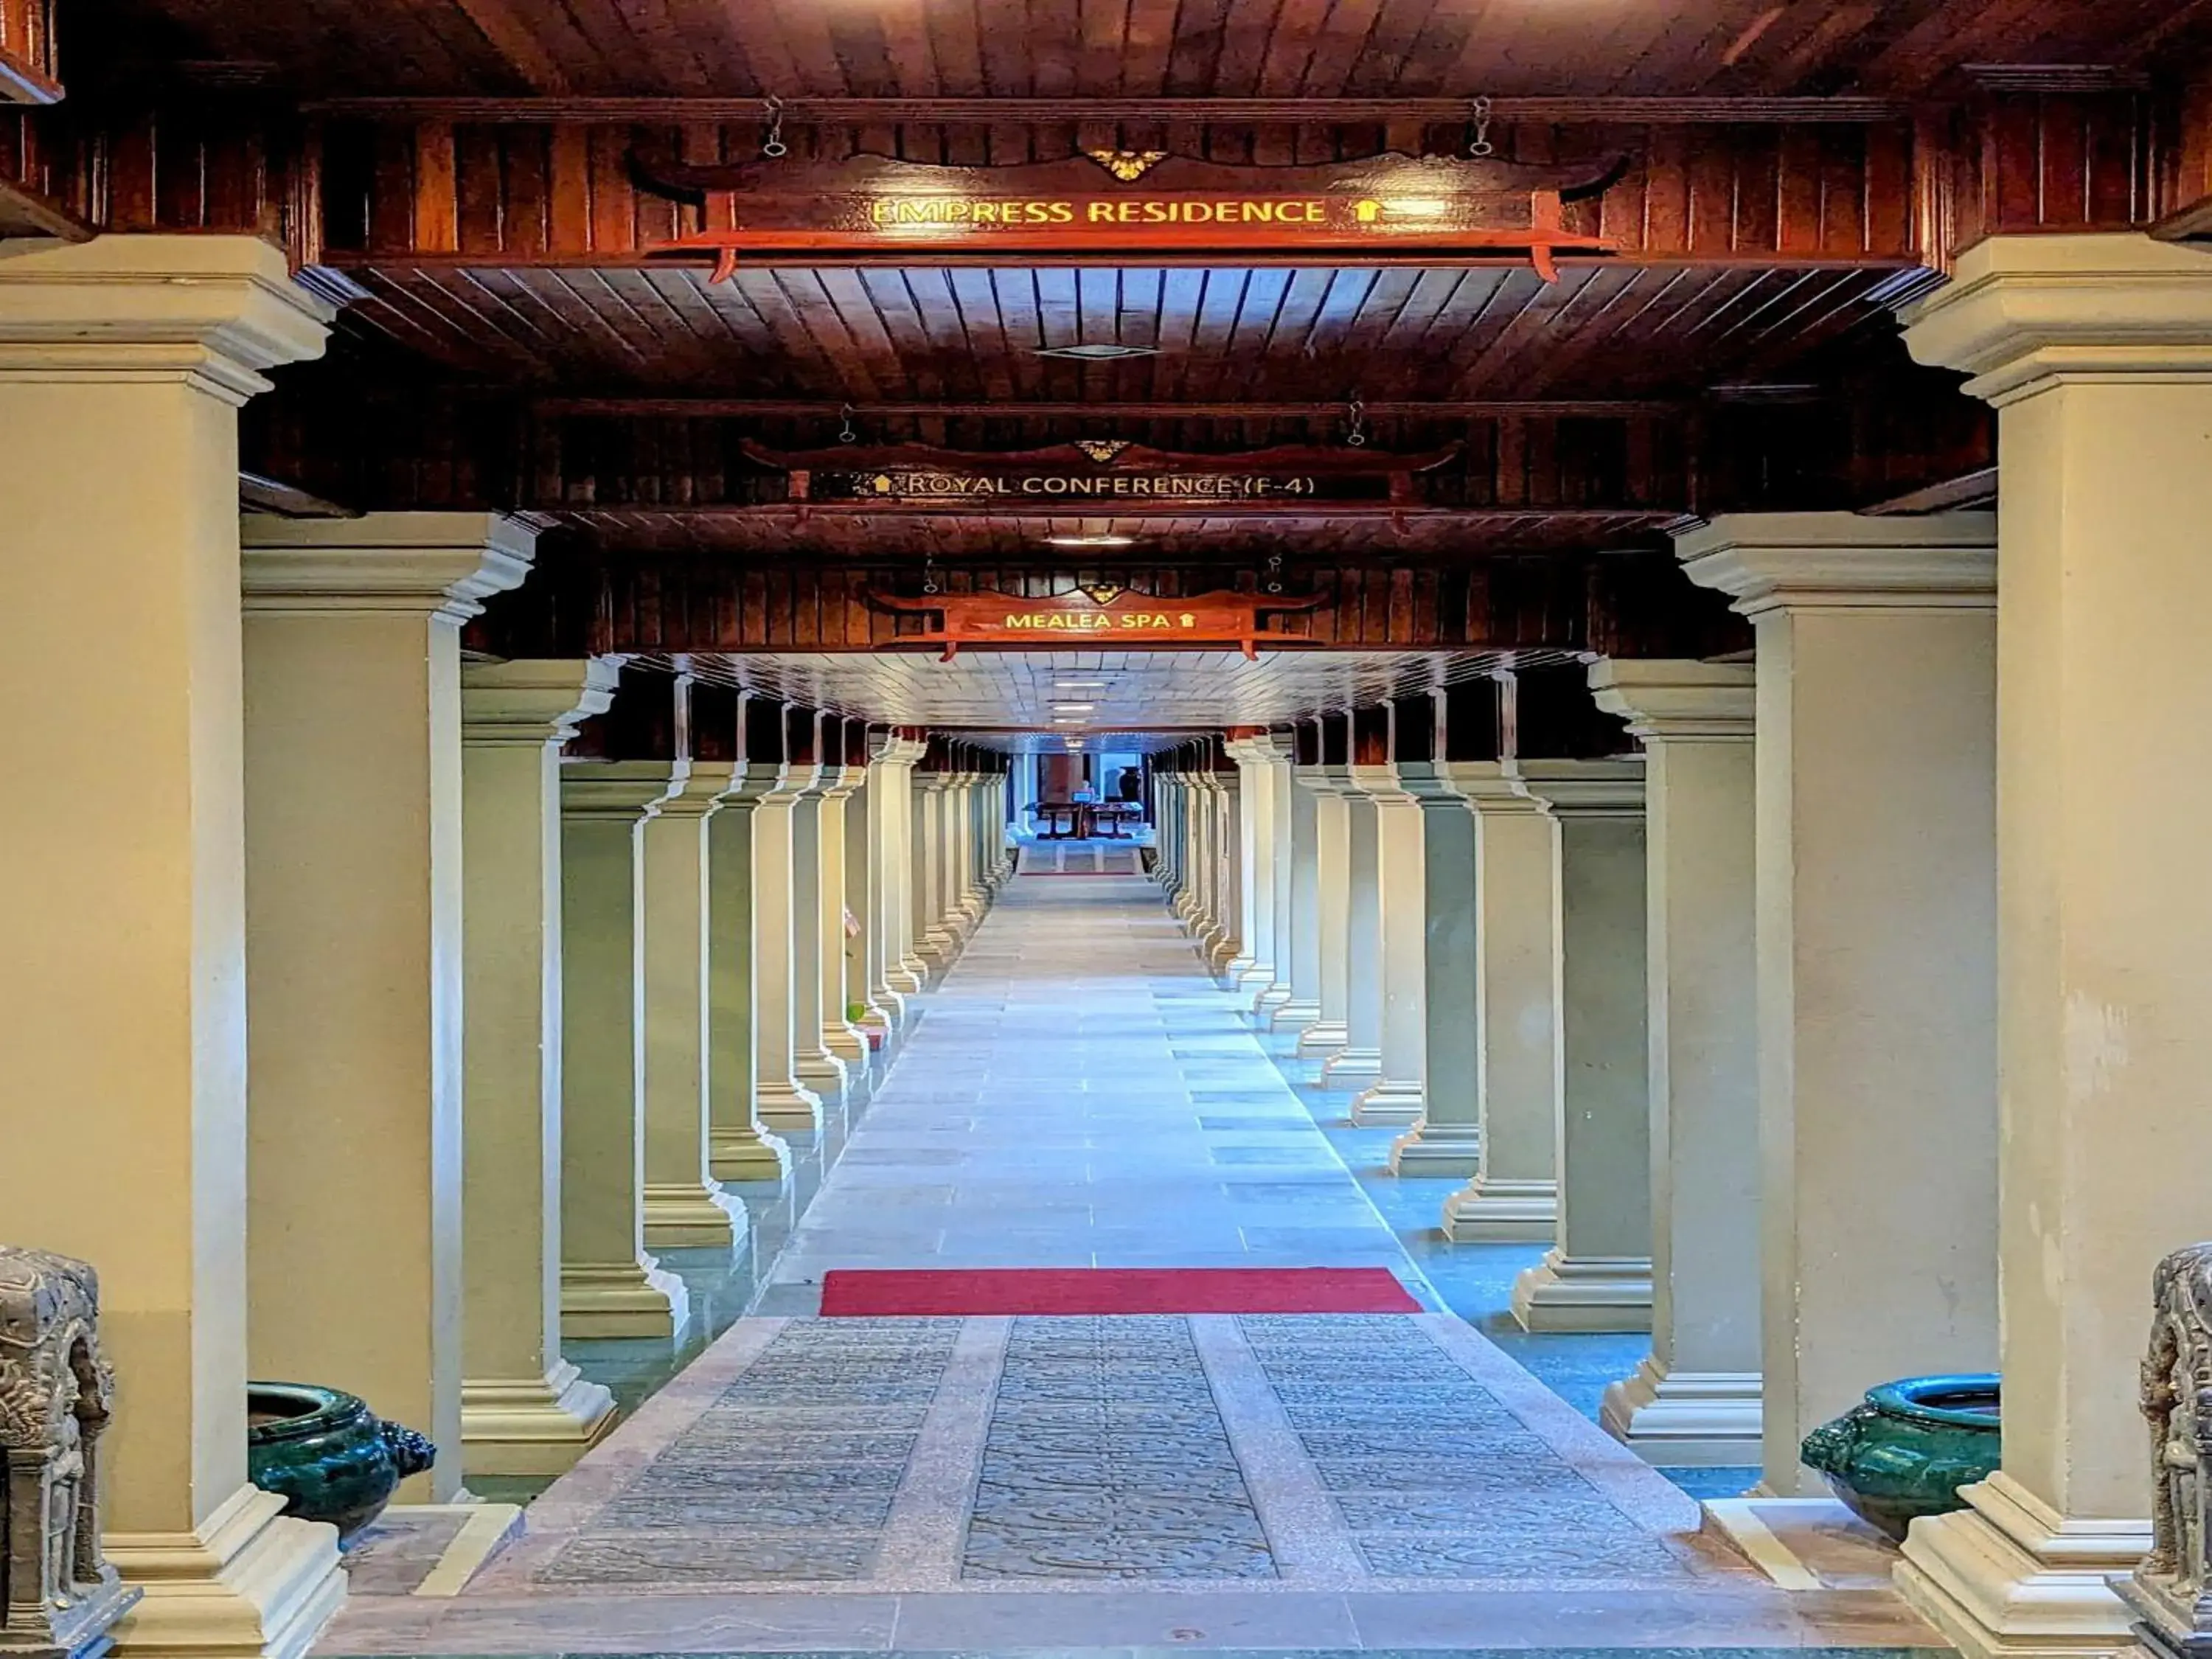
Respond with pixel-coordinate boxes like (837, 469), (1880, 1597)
(1045, 535), (1136, 549)
(1053, 703), (1097, 712)
(1034, 342), (1158, 362)
(1054, 680), (1107, 688)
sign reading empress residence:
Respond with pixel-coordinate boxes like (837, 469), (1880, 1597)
(631, 149), (1624, 281)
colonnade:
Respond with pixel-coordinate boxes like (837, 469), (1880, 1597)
(1152, 230), (2212, 1659)
(0, 230), (1020, 1658)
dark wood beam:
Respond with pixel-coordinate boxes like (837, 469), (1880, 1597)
(305, 95), (1915, 125)
(532, 398), (1691, 420)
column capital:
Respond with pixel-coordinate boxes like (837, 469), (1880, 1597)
(1226, 734), (1294, 765)
(870, 735), (926, 765)
(461, 658), (621, 746)
(1512, 758), (1646, 817)
(559, 759), (686, 821)
(1588, 658), (1755, 741)
(818, 764), (866, 799)
(1346, 762), (1417, 803)
(1674, 511), (1995, 617)
(1293, 763), (1359, 797)
(1389, 760), (1478, 812)
(713, 762), (786, 807)
(0, 233), (332, 403)
(241, 512), (538, 623)
(1902, 231), (2212, 407)
(650, 764), (726, 820)
(1440, 759), (1547, 815)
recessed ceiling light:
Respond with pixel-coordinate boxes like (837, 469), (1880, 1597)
(1034, 342), (1158, 361)
(1045, 535), (1136, 549)
(1053, 703), (1096, 712)
(1055, 680), (1107, 688)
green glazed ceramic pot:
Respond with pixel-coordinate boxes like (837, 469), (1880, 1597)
(1801, 1373), (2000, 1543)
(246, 1382), (437, 1543)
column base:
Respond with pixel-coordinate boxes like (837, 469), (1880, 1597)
(756, 1079), (824, 1134)
(559, 1256), (689, 1338)
(1230, 959), (1270, 992)
(825, 1022), (869, 1065)
(1599, 1357), (1764, 1465)
(1205, 938), (1240, 975)
(1389, 1120), (1482, 1176)
(888, 960), (926, 995)
(1894, 1472), (2147, 1659)
(1350, 1080), (1426, 1125)
(1258, 989), (1305, 1024)
(1510, 1249), (1655, 1332)
(641, 1181), (749, 1250)
(1319, 1046), (1382, 1088)
(863, 990), (905, 1033)
(460, 1361), (618, 1477)
(710, 1124), (791, 1183)
(106, 1485), (346, 1659)
(794, 1051), (849, 1105)
(1295, 1018), (1349, 1057)
(1442, 1175), (1558, 1240)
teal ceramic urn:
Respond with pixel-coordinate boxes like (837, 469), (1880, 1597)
(246, 1382), (437, 1543)
(1801, 1373), (2000, 1543)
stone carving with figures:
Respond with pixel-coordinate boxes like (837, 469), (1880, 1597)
(0, 1247), (137, 1659)
(2119, 1242), (2212, 1659)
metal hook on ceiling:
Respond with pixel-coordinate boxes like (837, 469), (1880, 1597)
(1264, 551), (1284, 596)
(1344, 392), (1368, 448)
(921, 554), (940, 597)
(1466, 94), (1495, 159)
(762, 94), (789, 160)
(838, 403), (858, 444)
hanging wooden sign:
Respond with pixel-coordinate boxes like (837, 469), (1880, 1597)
(870, 583), (1325, 661)
(742, 438), (1461, 508)
(631, 150), (1624, 282)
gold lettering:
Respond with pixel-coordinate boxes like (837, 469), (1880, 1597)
(1048, 201), (1074, 223)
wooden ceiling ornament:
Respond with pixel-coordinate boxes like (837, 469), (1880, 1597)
(628, 148), (1627, 283)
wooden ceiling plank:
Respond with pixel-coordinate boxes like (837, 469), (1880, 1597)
(1075, 0), (1135, 97)
(945, 265), (1020, 400)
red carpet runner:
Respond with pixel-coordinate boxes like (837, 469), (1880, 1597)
(818, 1266), (1422, 1317)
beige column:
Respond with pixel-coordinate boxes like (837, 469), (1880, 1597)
(914, 772), (957, 970)
(818, 759), (870, 1068)
(637, 757), (747, 1249)
(846, 768), (896, 1037)
(1679, 510), (2000, 1498)
(1255, 744), (1298, 1017)
(787, 757), (850, 1107)
(1321, 787), (1385, 1087)
(879, 742), (928, 996)
(458, 658), (620, 1477)
(953, 770), (987, 923)
(1389, 769), (1481, 1175)
(1224, 742), (1273, 988)
(1590, 661), (1762, 1465)
(240, 512), (534, 1502)
(1442, 767), (1562, 1241)
(1205, 767), (1245, 975)
(1272, 744), (1325, 1032)
(1510, 762), (1653, 1333)
(1892, 233), (2212, 1659)
(1347, 762), (1427, 1124)
(1169, 769), (1202, 923)
(1189, 768), (1222, 948)
(558, 762), (689, 1337)
(704, 758), (791, 1183)
(754, 760), (827, 1132)
(1295, 763), (1354, 1057)
(0, 234), (346, 1659)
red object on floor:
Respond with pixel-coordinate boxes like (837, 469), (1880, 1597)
(818, 1266), (1421, 1317)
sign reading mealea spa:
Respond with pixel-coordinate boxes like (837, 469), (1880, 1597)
(871, 585), (1324, 661)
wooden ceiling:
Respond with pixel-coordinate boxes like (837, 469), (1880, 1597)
(669, 645), (1561, 731)
(36, 0), (2205, 728)
(102, 0), (2211, 99)
(345, 262), (1905, 400)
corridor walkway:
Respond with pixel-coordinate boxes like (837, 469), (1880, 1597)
(315, 875), (1936, 1655)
